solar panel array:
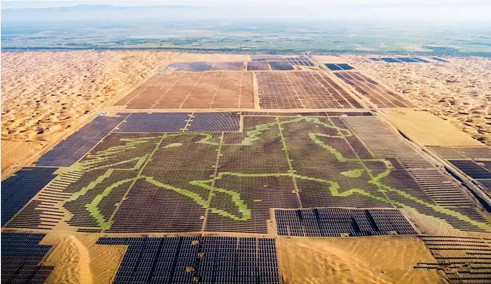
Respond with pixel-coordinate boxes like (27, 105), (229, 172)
(188, 112), (241, 132)
(371, 57), (430, 63)
(449, 160), (491, 179)
(1, 233), (54, 283)
(415, 235), (491, 283)
(275, 208), (417, 237)
(117, 113), (191, 132)
(257, 71), (363, 109)
(167, 62), (245, 72)
(325, 63), (354, 71)
(36, 114), (128, 166)
(117, 112), (241, 133)
(1, 167), (57, 226)
(335, 71), (414, 108)
(97, 236), (280, 284)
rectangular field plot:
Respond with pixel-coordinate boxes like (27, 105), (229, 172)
(97, 236), (280, 284)
(35, 114), (128, 166)
(257, 71), (362, 109)
(1, 167), (57, 226)
(1, 233), (54, 284)
(275, 208), (417, 237)
(6, 113), (490, 234)
(415, 236), (491, 283)
(115, 71), (254, 109)
(167, 62), (245, 71)
(335, 71), (414, 108)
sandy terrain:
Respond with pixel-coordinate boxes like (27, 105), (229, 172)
(1, 50), (178, 176)
(341, 55), (490, 145)
(383, 109), (482, 146)
(277, 236), (446, 284)
(40, 232), (126, 284)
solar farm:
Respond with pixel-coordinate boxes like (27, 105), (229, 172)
(3, 54), (491, 283)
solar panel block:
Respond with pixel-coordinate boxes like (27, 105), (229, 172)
(187, 112), (240, 132)
(97, 236), (281, 284)
(1, 167), (57, 226)
(1, 233), (54, 284)
(449, 160), (491, 179)
(36, 114), (127, 166)
(275, 208), (418, 237)
(117, 113), (190, 132)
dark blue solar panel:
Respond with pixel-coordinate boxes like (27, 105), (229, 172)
(1, 167), (57, 225)
(431, 57), (449, 62)
(325, 63), (342, 71)
(187, 113), (240, 132)
(98, 236), (280, 284)
(381, 58), (401, 63)
(1, 233), (54, 283)
(36, 114), (128, 166)
(337, 64), (354, 70)
(411, 57), (430, 63)
(117, 113), (190, 132)
(275, 208), (417, 237)
(398, 57), (419, 63)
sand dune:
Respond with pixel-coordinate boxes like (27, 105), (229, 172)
(1, 50), (177, 176)
(41, 233), (126, 284)
(343, 55), (490, 145)
(277, 236), (446, 284)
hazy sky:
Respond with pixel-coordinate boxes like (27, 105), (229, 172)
(3, 0), (490, 9)
(2, 0), (490, 25)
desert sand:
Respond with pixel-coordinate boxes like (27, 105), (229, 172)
(341, 55), (490, 145)
(40, 232), (126, 284)
(1, 50), (178, 177)
(277, 236), (446, 284)
(383, 109), (482, 146)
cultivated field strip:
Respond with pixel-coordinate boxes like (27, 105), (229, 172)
(335, 71), (414, 108)
(116, 71), (254, 109)
(1, 233), (54, 284)
(97, 236), (280, 284)
(275, 208), (417, 237)
(256, 71), (362, 109)
(415, 235), (491, 283)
